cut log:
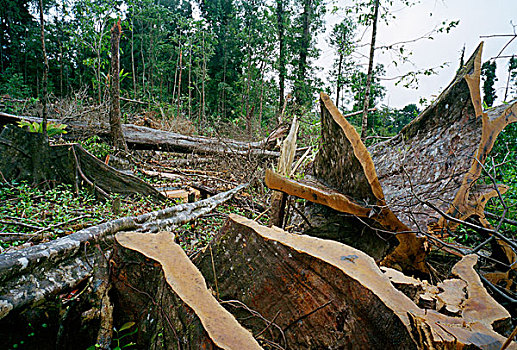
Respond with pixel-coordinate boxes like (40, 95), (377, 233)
(0, 112), (286, 157)
(189, 214), (513, 349)
(113, 231), (262, 349)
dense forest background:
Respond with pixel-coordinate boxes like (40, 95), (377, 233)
(1, 0), (517, 138)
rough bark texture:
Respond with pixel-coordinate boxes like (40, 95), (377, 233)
(194, 215), (512, 349)
(109, 18), (128, 152)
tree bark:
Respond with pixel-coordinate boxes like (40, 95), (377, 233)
(109, 18), (128, 152)
(360, 0), (380, 141)
(336, 53), (343, 108)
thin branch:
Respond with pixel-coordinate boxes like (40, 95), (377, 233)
(283, 299), (333, 333)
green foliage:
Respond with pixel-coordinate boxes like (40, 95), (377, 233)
(484, 122), (517, 234)
(80, 135), (113, 159)
(0, 68), (32, 99)
(87, 322), (137, 350)
(0, 182), (178, 251)
(507, 56), (517, 100)
(17, 120), (68, 137)
(481, 60), (497, 107)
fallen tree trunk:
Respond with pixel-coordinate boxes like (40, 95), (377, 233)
(112, 214), (514, 349)
(0, 112), (285, 157)
(0, 185), (245, 348)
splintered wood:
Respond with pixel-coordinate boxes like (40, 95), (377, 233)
(265, 42), (517, 275)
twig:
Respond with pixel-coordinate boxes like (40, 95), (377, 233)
(501, 323), (517, 350)
(125, 281), (181, 348)
(0, 220), (42, 230)
(290, 204), (313, 229)
(410, 191), (517, 252)
(253, 208), (269, 222)
(283, 299), (333, 333)
(33, 215), (91, 236)
(474, 158), (508, 232)
(0, 171), (16, 189)
(221, 300), (287, 348)
(485, 212), (517, 227)
(255, 310), (281, 338)
(120, 96), (147, 105)
(471, 236), (495, 254)
(479, 274), (517, 304)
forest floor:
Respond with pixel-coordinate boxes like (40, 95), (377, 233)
(0, 107), (279, 258)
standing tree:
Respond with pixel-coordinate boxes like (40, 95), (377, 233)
(328, 17), (356, 108)
(38, 0), (48, 141)
(360, 0), (379, 140)
(482, 60), (497, 107)
(292, 0), (325, 107)
(109, 18), (128, 152)
(275, 0), (290, 112)
(504, 55), (517, 102)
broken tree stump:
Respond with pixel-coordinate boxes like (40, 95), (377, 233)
(0, 125), (165, 200)
(112, 231), (262, 349)
(266, 42), (517, 276)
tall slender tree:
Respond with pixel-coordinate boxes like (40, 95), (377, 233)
(109, 18), (128, 152)
(329, 18), (355, 108)
(276, 0), (288, 111)
(291, 0), (325, 107)
(360, 0), (379, 140)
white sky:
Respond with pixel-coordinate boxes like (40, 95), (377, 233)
(317, 0), (517, 109)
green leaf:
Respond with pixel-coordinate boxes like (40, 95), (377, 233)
(119, 321), (136, 332)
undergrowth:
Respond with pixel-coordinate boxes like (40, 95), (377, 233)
(0, 182), (178, 253)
